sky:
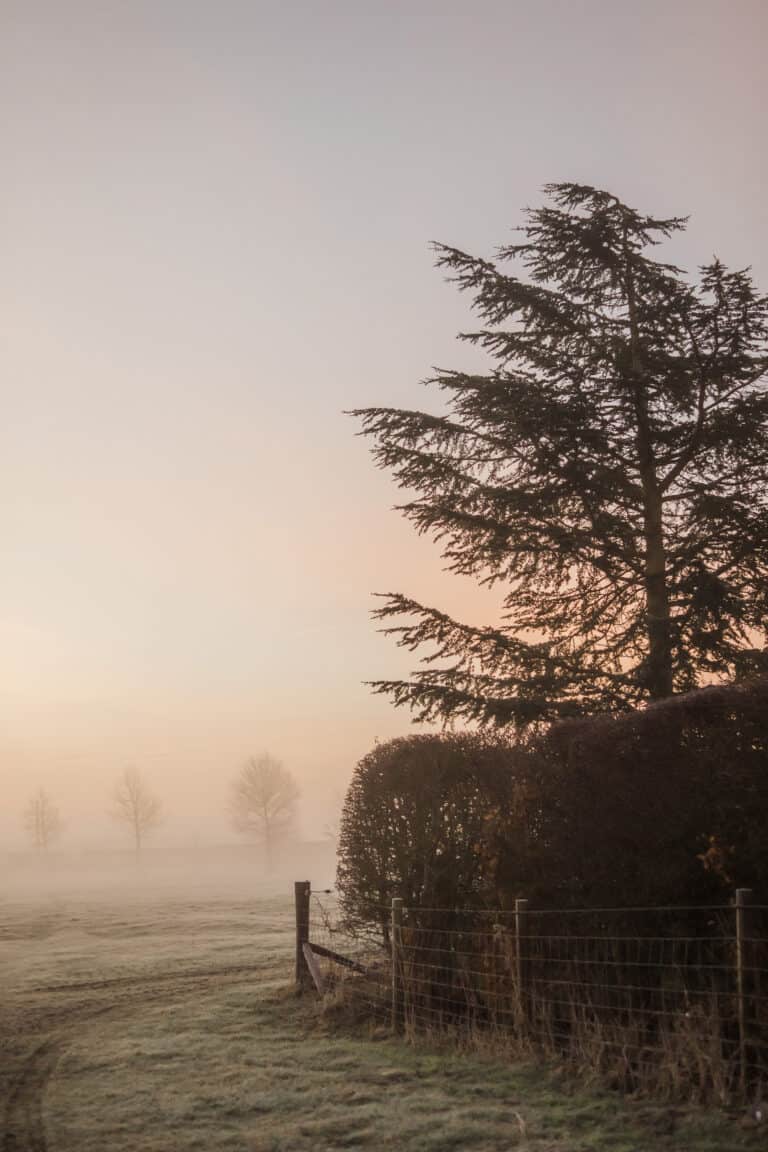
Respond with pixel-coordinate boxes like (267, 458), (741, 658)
(2, 0), (766, 846)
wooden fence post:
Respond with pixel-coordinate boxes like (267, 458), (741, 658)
(295, 880), (311, 991)
(735, 887), (753, 1091)
(391, 897), (403, 1031)
(515, 897), (529, 1029)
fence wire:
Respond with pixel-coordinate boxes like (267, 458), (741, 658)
(307, 891), (391, 1024)
(307, 893), (768, 1103)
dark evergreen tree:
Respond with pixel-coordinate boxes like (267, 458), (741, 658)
(353, 184), (768, 726)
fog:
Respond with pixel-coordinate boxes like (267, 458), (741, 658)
(1, 839), (337, 908)
(0, 691), (415, 849)
(2, 1), (765, 870)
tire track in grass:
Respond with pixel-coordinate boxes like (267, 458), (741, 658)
(1, 963), (269, 1152)
(31, 962), (266, 996)
(2, 1039), (64, 1152)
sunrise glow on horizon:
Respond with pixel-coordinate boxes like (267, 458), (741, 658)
(2, 0), (766, 845)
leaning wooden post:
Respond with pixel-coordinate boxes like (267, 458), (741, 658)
(391, 897), (404, 1031)
(294, 880), (311, 992)
(735, 887), (753, 1091)
(515, 897), (529, 1031)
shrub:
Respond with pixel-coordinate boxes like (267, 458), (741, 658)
(506, 677), (768, 907)
(336, 732), (524, 934)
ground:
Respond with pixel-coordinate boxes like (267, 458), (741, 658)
(1, 884), (764, 1151)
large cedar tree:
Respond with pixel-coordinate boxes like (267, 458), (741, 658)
(354, 184), (768, 726)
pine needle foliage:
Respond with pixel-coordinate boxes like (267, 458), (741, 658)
(352, 184), (768, 726)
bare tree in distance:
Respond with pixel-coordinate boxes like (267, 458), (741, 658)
(23, 788), (62, 851)
(230, 754), (300, 867)
(111, 767), (162, 853)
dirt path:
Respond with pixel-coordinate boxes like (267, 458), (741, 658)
(0, 965), (265, 1152)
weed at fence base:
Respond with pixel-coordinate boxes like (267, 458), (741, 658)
(305, 889), (767, 1108)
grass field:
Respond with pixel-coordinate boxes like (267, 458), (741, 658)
(1, 880), (765, 1151)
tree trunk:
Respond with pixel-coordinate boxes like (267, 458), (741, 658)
(624, 226), (674, 700)
(642, 482), (673, 698)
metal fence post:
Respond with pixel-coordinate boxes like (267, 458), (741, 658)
(391, 897), (403, 1030)
(735, 887), (753, 1090)
(515, 897), (529, 1029)
(295, 880), (311, 991)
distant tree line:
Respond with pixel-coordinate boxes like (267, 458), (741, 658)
(20, 754), (301, 860)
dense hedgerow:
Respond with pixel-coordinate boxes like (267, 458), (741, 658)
(523, 676), (768, 907)
(337, 680), (768, 924)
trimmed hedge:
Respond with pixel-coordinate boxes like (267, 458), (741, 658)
(516, 677), (768, 906)
(337, 680), (768, 924)
(336, 732), (522, 931)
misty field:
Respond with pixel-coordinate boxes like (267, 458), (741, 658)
(1, 879), (765, 1152)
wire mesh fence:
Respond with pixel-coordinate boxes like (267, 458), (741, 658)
(305, 888), (768, 1103)
(306, 889), (391, 1022)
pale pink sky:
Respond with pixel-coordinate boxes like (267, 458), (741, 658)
(1, 0), (766, 846)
